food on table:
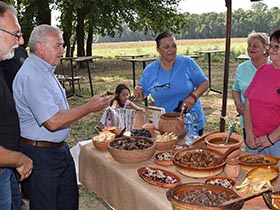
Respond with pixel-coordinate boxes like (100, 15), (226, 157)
(174, 149), (217, 167)
(110, 137), (153, 150)
(242, 156), (273, 165)
(130, 128), (151, 138)
(236, 177), (272, 194)
(271, 193), (280, 209)
(93, 132), (116, 142)
(205, 177), (234, 189)
(102, 126), (121, 136)
(247, 167), (278, 181)
(175, 187), (238, 207)
(142, 167), (178, 184)
(154, 132), (177, 142)
(156, 151), (172, 161)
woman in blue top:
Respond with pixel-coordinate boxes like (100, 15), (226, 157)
(232, 32), (269, 140)
(134, 32), (209, 135)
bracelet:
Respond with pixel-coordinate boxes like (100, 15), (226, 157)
(189, 93), (197, 102)
(266, 134), (274, 145)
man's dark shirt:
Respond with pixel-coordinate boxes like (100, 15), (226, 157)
(0, 46), (28, 92)
(0, 67), (20, 150)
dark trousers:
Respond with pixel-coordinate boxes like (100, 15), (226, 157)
(19, 142), (78, 210)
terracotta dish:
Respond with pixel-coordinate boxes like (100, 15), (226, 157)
(205, 175), (236, 189)
(155, 139), (178, 151)
(173, 148), (226, 178)
(92, 140), (109, 151)
(166, 182), (243, 210)
(246, 166), (279, 183)
(239, 154), (279, 171)
(154, 151), (173, 166)
(204, 132), (243, 159)
(107, 136), (156, 163)
(137, 166), (181, 188)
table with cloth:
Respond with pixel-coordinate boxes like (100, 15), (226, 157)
(79, 141), (279, 210)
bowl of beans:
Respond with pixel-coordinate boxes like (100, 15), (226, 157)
(172, 148), (226, 178)
(166, 182), (243, 210)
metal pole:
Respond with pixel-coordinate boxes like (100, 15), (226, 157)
(220, 0), (232, 132)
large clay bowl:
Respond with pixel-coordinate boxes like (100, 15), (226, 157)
(166, 183), (243, 210)
(204, 132), (243, 158)
(238, 154), (280, 171)
(173, 148), (226, 178)
(107, 136), (156, 163)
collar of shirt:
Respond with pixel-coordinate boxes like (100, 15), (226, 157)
(29, 53), (56, 73)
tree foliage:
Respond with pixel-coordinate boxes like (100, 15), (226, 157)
(9, 1), (280, 55)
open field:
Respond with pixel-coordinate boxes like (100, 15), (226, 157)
(58, 39), (246, 209)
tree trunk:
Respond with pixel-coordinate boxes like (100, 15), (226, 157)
(76, 8), (85, 57)
(86, 28), (93, 56)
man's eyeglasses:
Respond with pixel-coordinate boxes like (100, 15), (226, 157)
(268, 44), (280, 52)
(0, 28), (23, 41)
(154, 82), (170, 91)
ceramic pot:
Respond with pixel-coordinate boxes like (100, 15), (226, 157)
(158, 112), (184, 136)
(204, 132), (243, 159)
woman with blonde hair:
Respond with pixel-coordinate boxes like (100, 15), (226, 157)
(232, 31), (269, 140)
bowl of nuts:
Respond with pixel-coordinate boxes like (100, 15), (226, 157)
(173, 148), (226, 178)
(154, 151), (173, 166)
(154, 131), (178, 151)
(166, 182), (243, 210)
(107, 136), (156, 163)
(205, 176), (236, 189)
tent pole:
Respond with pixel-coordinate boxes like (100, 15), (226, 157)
(220, 0), (232, 132)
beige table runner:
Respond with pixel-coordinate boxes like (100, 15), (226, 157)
(79, 143), (277, 210)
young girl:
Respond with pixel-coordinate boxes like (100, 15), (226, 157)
(110, 84), (145, 111)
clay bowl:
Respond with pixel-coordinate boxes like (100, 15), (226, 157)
(172, 144), (189, 154)
(92, 140), (109, 151)
(166, 182), (243, 210)
(155, 139), (179, 151)
(238, 154), (280, 171)
(205, 175), (236, 189)
(154, 151), (173, 166)
(173, 148), (226, 178)
(204, 132), (243, 159)
(107, 136), (156, 163)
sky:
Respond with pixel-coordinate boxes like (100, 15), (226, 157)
(179, 0), (279, 14)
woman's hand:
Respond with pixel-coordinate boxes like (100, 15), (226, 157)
(255, 135), (272, 151)
(134, 86), (144, 100)
(245, 133), (258, 149)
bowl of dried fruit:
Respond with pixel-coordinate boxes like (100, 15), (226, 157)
(238, 154), (280, 171)
(107, 136), (156, 163)
(205, 176), (236, 189)
(172, 148), (226, 178)
(154, 131), (178, 151)
(166, 182), (243, 210)
(92, 132), (116, 151)
(154, 151), (173, 166)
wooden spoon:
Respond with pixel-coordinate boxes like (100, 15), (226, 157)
(221, 187), (272, 206)
(213, 144), (240, 165)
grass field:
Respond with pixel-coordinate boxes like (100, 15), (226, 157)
(58, 38), (246, 209)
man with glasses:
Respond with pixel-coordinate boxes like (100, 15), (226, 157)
(0, 1), (33, 210)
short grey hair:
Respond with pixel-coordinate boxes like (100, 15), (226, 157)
(29, 24), (62, 53)
(0, 1), (17, 17)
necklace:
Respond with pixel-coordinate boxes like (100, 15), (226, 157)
(153, 60), (173, 91)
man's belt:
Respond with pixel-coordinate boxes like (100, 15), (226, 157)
(20, 137), (65, 148)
